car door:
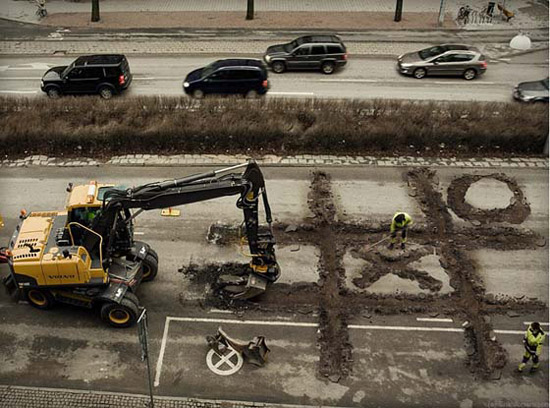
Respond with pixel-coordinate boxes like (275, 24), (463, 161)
(430, 53), (455, 76)
(65, 67), (102, 93)
(288, 45), (311, 69)
(309, 45), (327, 69)
(451, 53), (475, 76)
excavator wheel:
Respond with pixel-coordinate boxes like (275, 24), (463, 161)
(123, 291), (140, 307)
(25, 288), (55, 310)
(100, 297), (139, 328)
(141, 252), (158, 282)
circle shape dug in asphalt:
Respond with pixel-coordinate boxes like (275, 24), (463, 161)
(206, 346), (244, 376)
(447, 173), (530, 225)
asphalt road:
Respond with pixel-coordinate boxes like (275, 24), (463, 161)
(0, 165), (548, 407)
(0, 51), (547, 101)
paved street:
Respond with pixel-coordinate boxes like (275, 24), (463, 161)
(0, 165), (548, 407)
(0, 51), (548, 101)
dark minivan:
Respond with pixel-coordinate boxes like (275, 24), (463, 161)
(183, 59), (269, 99)
(41, 54), (132, 99)
(263, 35), (347, 74)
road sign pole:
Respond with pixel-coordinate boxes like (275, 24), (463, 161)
(438, 0), (447, 26)
(138, 309), (155, 408)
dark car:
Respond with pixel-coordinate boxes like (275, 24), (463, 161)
(263, 35), (347, 75)
(183, 59), (269, 99)
(397, 44), (487, 80)
(513, 78), (549, 103)
(40, 54), (132, 99)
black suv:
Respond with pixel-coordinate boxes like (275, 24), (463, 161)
(40, 54), (132, 99)
(263, 35), (347, 74)
(183, 59), (269, 99)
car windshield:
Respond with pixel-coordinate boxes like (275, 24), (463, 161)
(419, 46), (447, 60)
(201, 62), (219, 78)
(61, 62), (75, 78)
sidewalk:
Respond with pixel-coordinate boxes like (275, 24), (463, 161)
(1, 0), (548, 30)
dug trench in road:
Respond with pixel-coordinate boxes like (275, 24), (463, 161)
(191, 167), (547, 380)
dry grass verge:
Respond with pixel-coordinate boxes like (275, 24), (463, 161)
(0, 97), (547, 158)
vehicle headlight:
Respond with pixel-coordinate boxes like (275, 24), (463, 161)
(183, 82), (189, 88)
(265, 55), (271, 62)
(400, 63), (411, 68)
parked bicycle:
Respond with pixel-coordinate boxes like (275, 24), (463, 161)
(457, 5), (472, 24)
(35, 0), (47, 19)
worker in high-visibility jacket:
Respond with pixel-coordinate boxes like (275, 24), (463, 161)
(518, 322), (546, 372)
(388, 212), (413, 250)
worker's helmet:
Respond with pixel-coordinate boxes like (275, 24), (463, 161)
(531, 322), (541, 331)
(395, 213), (405, 223)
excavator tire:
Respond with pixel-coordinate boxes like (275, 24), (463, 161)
(25, 288), (55, 310)
(101, 298), (139, 328)
(141, 252), (158, 282)
(123, 291), (140, 307)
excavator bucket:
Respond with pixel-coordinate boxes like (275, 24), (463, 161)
(208, 327), (270, 367)
(243, 336), (270, 366)
(220, 273), (269, 300)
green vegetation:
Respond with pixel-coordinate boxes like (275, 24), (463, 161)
(0, 96), (547, 157)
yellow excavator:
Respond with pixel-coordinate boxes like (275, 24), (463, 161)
(2, 161), (280, 327)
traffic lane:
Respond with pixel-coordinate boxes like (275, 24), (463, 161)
(0, 55), (547, 101)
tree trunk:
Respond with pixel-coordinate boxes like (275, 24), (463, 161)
(91, 0), (100, 22)
(246, 0), (254, 20)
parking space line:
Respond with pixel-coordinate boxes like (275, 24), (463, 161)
(269, 92), (315, 96)
(523, 322), (549, 326)
(154, 317), (171, 387)
(416, 317), (453, 323)
(153, 316), (526, 387)
(0, 90), (38, 94)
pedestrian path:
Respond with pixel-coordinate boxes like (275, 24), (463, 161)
(1, 0), (547, 30)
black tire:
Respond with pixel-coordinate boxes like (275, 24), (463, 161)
(25, 288), (55, 310)
(245, 90), (259, 99)
(321, 62), (335, 75)
(413, 68), (427, 79)
(148, 247), (159, 261)
(46, 87), (61, 99)
(272, 61), (286, 74)
(193, 89), (204, 99)
(123, 291), (140, 307)
(463, 68), (477, 80)
(100, 298), (139, 328)
(141, 252), (158, 282)
(99, 86), (114, 100)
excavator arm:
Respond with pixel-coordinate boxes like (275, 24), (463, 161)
(89, 161), (279, 299)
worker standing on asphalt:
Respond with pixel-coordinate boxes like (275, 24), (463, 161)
(518, 322), (546, 373)
(388, 212), (413, 250)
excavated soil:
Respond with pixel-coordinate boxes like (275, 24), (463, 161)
(180, 168), (546, 380)
(447, 173), (531, 225)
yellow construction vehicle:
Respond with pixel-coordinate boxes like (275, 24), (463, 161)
(3, 161), (279, 328)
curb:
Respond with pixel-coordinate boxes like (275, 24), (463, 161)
(2, 155), (548, 170)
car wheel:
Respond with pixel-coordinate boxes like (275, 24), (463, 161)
(141, 252), (158, 282)
(46, 87), (61, 99)
(99, 86), (114, 100)
(272, 61), (286, 74)
(25, 288), (55, 310)
(245, 90), (259, 99)
(193, 89), (204, 99)
(100, 298), (139, 328)
(463, 69), (477, 80)
(321, 62), (335, 75)
(413, 68), (427, 79)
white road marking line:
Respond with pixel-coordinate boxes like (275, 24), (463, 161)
(0, 77), (41, 80)
(269, 92), (315, 96)
(208, 308), (233, 314)
(169, 316), (318, 327)
(523, 322), (549, 326)
(416, 317), (454, 323)
(494, 330), (526, 335)
(349, 324), (463, 332)
(0, 90), (37, 94)
(134, 232), (145, 235)
(154, 317), (171, 387)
